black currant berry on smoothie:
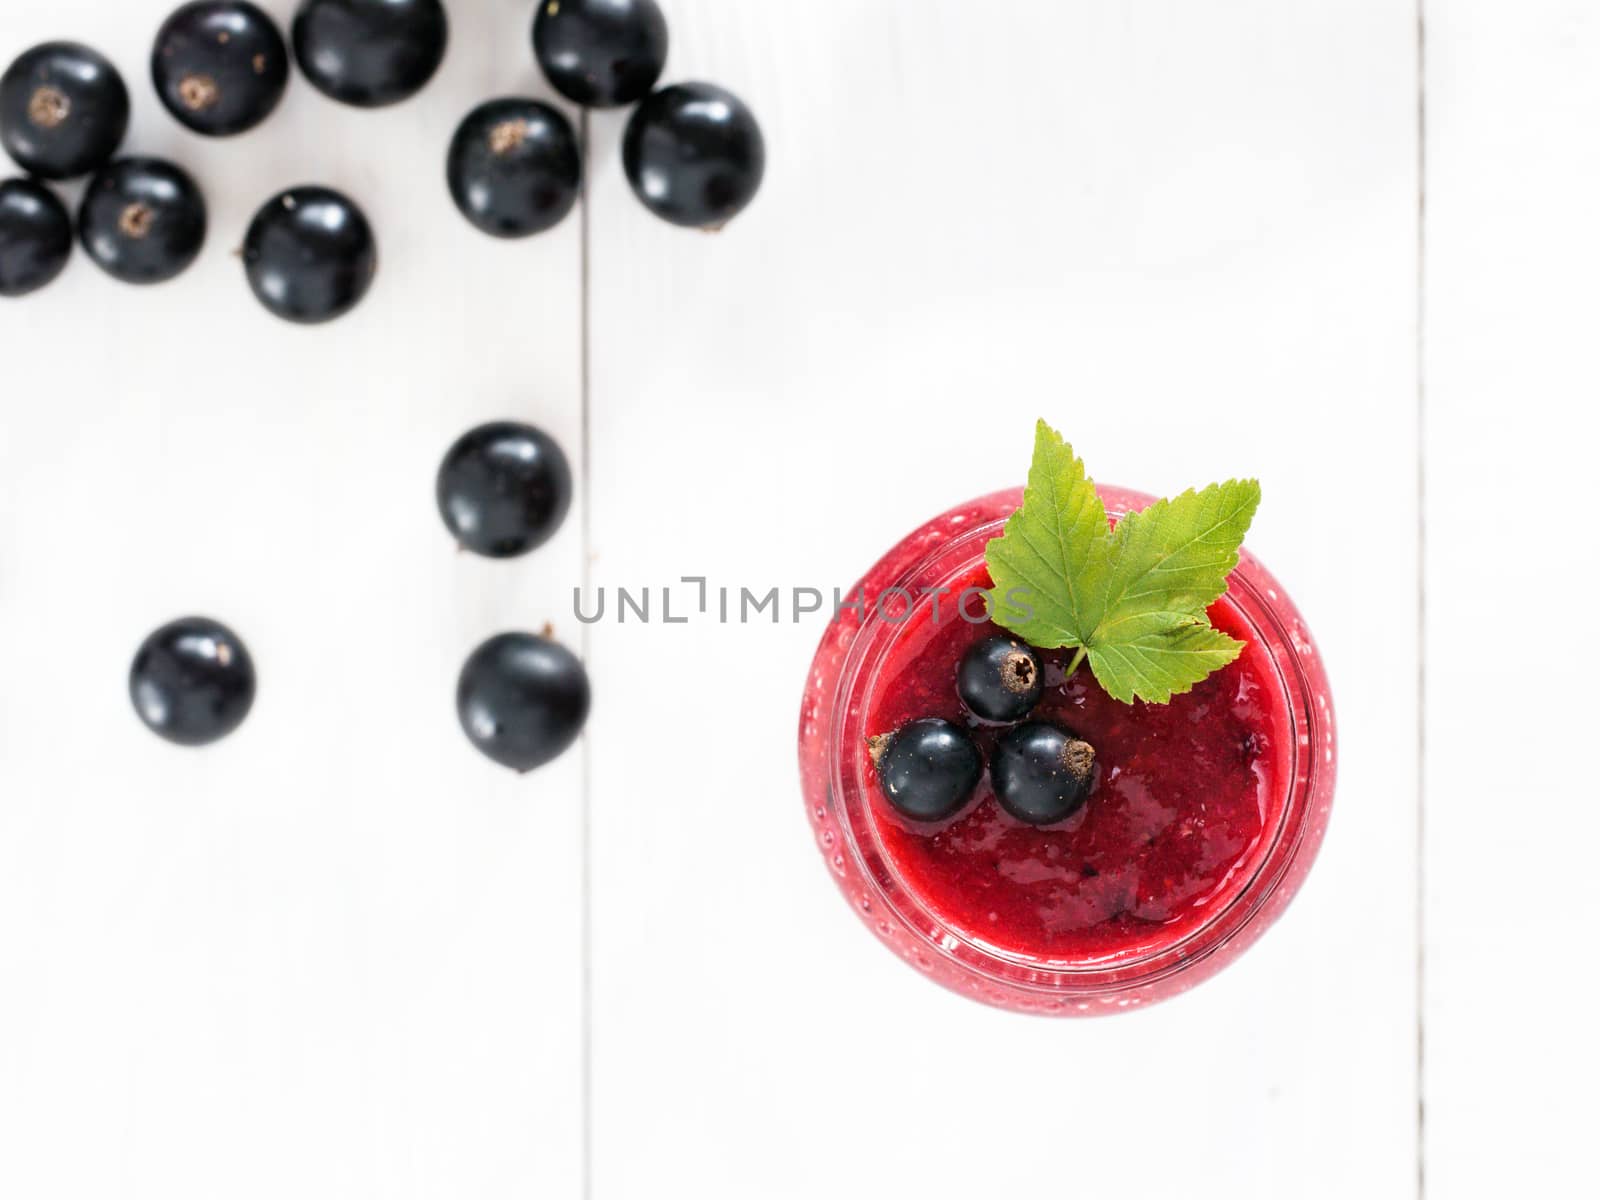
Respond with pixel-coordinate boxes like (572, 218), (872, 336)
(242, 185), (376, 323)
(152, 1), (291, 137)
(868, 718), (984, 822)
(991, 721), (1097, 826)
(436, 421), (573, 558)
(446, 99), (581, 238)
(0, 42), (130, 180)
(623, 82), (765, 229)
(130, 617), (257, 747)
(957, 634), (1043, 723)
(457, 632), (590, 772)
(533, 0), (668, 109)
(0, 177), (72, 296)
(292, 0), (448, 108)
(79, 158), (208, 284)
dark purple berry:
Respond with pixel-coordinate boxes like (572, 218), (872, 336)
(1, 42), (129, 180)
(447, 98), (580, 238)
(870, 718), (983, 822)
(957, 634), (1043, 722)
(533, 0), (668, 109)
(436, 422), (573, 558)
(623, 82), (765, 229)
(243, 185), (376, 323)
(457, 632), (590, 772)
(292, 0), (448, 108)
(79, 157), (207, 284)
(130, 617), (256, 747)
(0, 177), (72, 296)
(153, 1), (290, 136)
(991, 722), (1096, 826)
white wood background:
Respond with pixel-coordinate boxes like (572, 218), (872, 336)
(0, 1), (1589, 1197)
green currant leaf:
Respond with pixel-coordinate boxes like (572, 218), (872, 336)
(984, 421), (1259, 704)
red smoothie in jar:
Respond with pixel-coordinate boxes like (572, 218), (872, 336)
(798, 487), (1334, 1014)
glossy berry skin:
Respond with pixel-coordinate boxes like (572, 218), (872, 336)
(457, 632), (590, 772)
(991, 722), (1097, 826)
(0, 42), (129, 180)
(130, 617), (257, 747)
(243, 185), (376, 324)
(533, 0), (668, 109)
(79, 158), (208, 284)
(437, 421), (573, 558)
(957, 634), (1043, 723)
(0, 178), (72, 296)
(623, 82), (765, 229)
(872, 718), (983, 823)
(447, 99), (581, 238)
(292, 0), (448, 108)
(153, 1), (290, 137)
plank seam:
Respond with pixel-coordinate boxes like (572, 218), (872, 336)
(1415, 3), (1429, 1198)
(579, 107), (595, 1200)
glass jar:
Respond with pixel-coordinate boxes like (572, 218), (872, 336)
(797, 488), (1336, 1014)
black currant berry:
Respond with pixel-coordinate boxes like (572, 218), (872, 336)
(869, 718), (983, 822)
(243, 185), (376, 323)
(130, 616), (257, 747)
(533, 0), (668, 109)
(152, 1), (290, 137)
(79, 158), (207, 284)
(957, 635), (1043, 723)
(457, 632), (590, 772)
(437, 421), (573, 558)
(623, 82), (765, 229)
(0, 178), (72, 296)
(991, 722), (1096, 826)
(292, 0), (448, 108)
(0, 42), (129, 180)
(447, 99), (581, 239)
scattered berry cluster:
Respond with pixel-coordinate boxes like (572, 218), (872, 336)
(125, 418), (589, 772)
(0, 2), (752, 771)
(871, 636), (1099, 827)
(0, 0), (765, 308)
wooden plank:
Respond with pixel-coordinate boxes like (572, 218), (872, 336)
(587, 2), (1419, 1196)
(0, 3), (585, 1197)
(1423, 2), (1600, 1193)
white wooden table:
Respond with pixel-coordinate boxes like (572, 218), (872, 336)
(0, 2), (1592, 1197)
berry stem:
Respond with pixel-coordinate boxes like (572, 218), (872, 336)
(1064, 646), (1088, 680)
